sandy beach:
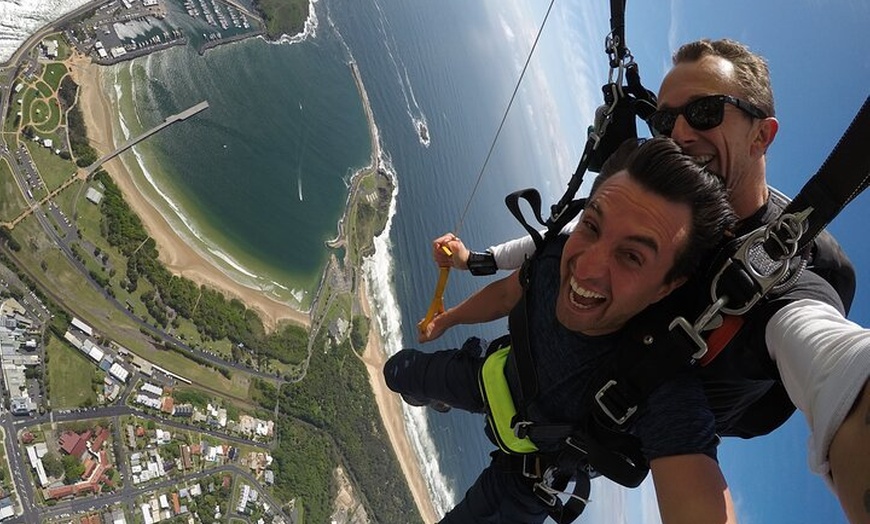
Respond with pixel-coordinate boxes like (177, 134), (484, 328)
(358, 281), (439, 523)
(70, 52), (438, 523)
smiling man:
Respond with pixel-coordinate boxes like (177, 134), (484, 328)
(384, 137), (739, 523)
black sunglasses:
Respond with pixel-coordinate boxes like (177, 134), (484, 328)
(648, 94), (768, 136)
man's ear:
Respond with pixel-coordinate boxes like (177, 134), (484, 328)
(752, 116), (779, 156)
(653, 275), (687, 303)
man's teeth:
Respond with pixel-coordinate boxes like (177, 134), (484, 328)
(570, 278), (605, 309)
(571, 279), (604, 299)
(692, 155), (714, 168)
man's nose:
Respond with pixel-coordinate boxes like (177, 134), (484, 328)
(669, 114), (697, 146)
(575, 244), (609, 277)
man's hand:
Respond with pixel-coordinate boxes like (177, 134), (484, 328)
(418, 310), (452, 343)
(433, 233), (470, 269)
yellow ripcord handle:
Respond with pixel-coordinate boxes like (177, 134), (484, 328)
(418, 245), (453, 335)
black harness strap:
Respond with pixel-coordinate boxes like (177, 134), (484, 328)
(547, 1), (657, 233)
(507, 261), (539, 404)
(492, 452), (592, 524)
(765, 96), (870, 258)
(607, 0), (627, 67)
(504, 189), (548, 253)
(504, 189), (587, 256)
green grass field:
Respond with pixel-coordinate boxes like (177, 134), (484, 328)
(0, 157), (29, 221)
(46, 335), (98, 409)
(24, 139), (76, 192)
(20, 87), (38, 127)
(36, 81), (53, 99)
(43, 62), (68, 91)
(32, 98), (62, 135)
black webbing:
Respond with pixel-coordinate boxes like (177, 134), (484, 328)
(765, 96), (870, 257)
(608, 0), (627, 66)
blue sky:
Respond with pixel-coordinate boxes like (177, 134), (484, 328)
(482, 1), (868, 522)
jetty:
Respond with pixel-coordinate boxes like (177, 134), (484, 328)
(86, 101), (210, 177)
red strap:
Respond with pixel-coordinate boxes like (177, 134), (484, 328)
(699, 315), (744, 366)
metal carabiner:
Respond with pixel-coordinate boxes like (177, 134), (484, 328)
(669, 296), (728, 361)
(591, 56), (634, 150)
(715, 208), (811, 315)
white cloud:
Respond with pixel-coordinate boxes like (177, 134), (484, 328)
(666, 0), (681, 59)
(498, 13), (516, 43)
(516, 0), (609, 197)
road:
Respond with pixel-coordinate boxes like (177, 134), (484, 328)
(0, 0), (107, 69)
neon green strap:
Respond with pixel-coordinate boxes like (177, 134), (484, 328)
(479, 346), (538, 454)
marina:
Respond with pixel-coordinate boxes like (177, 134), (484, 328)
(68, 0), (264, 65)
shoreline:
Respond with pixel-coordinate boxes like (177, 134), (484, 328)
(68, 53), (309, 332)
(72, 52), (438, 522)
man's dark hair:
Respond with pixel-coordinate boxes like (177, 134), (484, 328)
(590, 137), (737, 283)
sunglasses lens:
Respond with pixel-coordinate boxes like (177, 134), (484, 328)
(685, 97), (725, 130)
(649, 111), (676, 136)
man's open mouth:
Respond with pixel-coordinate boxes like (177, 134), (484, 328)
(569, 277), (606, 310)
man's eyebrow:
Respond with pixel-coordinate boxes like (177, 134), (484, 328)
(626, 234), (659, 254)
(587, 199), (659, 254)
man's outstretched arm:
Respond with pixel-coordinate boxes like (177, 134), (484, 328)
(419, 269), (522, 342)
(766, 298), (870, 523)
(829, 379), (870, 524)
(432, 226), (575, 273)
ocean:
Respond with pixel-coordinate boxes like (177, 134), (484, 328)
(97, 0), (581, 515)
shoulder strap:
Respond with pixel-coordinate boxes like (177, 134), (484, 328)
(765, 96), (870, 258)
(504, 189), (547, 253)
(507, 259), (539, 404)
(769, 187), (856, 314)
(504, 189), (587, 256)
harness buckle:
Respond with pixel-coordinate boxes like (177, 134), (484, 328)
(532, 466), (561, 507)
(522, 454), (541, 479)
(564, 436), (586, 454)
(714, 210), (809, 316)
(513, 420), (533, 439)
(668, 295), (726, 362)
(669, 316), (708, 361)
(594, 380), (637, 425)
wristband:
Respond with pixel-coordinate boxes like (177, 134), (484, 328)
(467, 251), (497, 276)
